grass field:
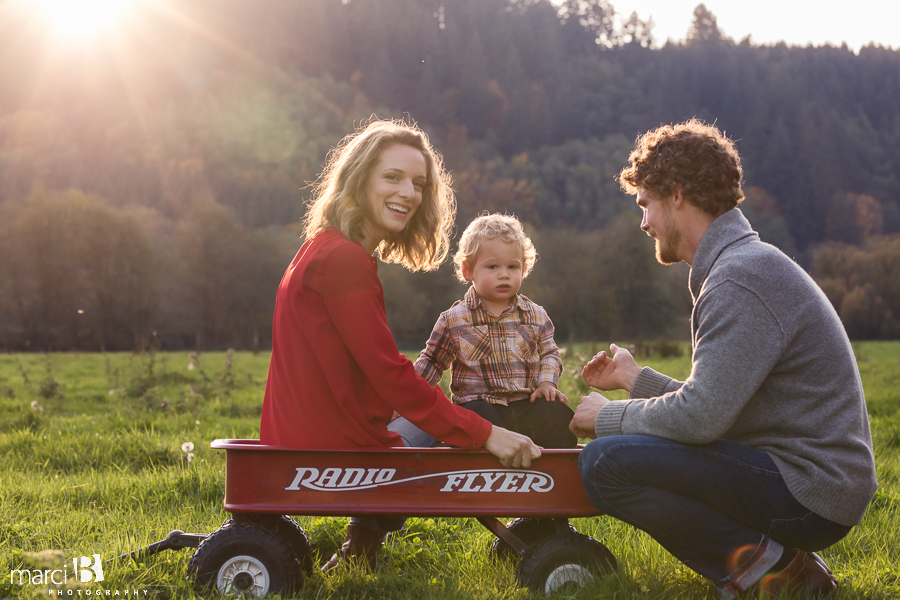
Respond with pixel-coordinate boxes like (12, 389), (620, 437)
(0, 342), (897, 599)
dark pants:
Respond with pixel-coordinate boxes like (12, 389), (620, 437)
(578, 435), (851, 597)
(461, 398), (577, 449)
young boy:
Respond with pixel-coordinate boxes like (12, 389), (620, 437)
(414, 213), (576, 448)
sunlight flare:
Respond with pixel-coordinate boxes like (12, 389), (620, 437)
(31, 0), (136, 39)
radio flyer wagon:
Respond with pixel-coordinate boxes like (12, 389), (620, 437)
(131, 439), (616, 597)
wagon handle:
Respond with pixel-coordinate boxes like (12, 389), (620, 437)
(111, 530), (208, 563)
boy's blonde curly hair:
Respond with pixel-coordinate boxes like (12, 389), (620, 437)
(453, 213), (537, 283)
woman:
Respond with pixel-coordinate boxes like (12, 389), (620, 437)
(260, 119), (539, 572)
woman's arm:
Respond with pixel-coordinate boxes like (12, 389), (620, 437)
(317, 242), (492, 449)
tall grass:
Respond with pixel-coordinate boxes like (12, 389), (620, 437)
(0, 343), (897, 599)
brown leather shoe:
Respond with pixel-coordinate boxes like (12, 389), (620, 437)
(321, 525), (388, 573)
(755, 550), (838, 598)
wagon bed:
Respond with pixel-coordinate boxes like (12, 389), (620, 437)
(212, 438), (602, 518)
(128, 439), (617, 597)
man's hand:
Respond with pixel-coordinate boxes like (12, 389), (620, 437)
(581, 343), (642, 393)
(569, 392), (611, 439)
(529, 381), (569, 404)
(484, 425), (542, 468)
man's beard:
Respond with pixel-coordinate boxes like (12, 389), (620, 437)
(655, 206), (682, 265)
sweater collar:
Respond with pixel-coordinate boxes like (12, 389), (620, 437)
(689, 208), (758, 301)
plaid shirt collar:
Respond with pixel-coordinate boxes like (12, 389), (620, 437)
(463, 285), (526, 317)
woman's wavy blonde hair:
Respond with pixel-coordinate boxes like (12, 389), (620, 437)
(303, 118), (456, 272)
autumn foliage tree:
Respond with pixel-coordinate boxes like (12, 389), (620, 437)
(812, 236), (900, 339)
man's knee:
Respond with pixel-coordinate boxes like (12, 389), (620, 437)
(579, 436), (618, 478)
(578, 435), (650, 485)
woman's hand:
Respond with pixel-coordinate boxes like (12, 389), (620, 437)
(484, 426), (542, 468)
(581, 343), (642, 393)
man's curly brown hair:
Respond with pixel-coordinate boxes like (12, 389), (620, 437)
(619, 119), (744, 216)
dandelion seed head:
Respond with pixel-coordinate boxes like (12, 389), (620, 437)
(181, 442), (194, 453)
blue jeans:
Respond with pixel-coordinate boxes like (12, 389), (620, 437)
(579, 436), (851, 595)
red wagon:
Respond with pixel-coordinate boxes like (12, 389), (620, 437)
(134, 439), (616, 597)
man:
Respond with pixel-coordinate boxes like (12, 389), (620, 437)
(570, 119), (877, 598)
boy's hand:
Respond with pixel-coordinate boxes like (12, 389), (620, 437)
(529, 381), (569, 404)
(484, 426), (542, 468)
(581, 343), (642, 393)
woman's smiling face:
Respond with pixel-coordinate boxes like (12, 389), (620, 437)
(359, 143), (427, 254)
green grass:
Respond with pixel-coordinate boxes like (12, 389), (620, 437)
(0, 342), (897, 599)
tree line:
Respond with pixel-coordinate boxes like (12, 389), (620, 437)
(0, 0), (897, 350)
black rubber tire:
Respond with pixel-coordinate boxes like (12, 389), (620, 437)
(188, 520), (302, 598)
(490, 518), (573, 561)
(516, 531), (617, 594)
(273, 515), (314, 574)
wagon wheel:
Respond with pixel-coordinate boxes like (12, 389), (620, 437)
(188, 520), (303, 598)
(273, 515), (314, 574)
(490, 518), (574, 561)
(516, 531), (617, 594)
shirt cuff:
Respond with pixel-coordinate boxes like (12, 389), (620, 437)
(414, 362), (442, 387)
(630, 367), (674, 399)
(538, 367), (561, 386)
(594, 400), (631, 438)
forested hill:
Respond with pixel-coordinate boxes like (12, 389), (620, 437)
(1, 0), (898, 351)
(219, 0), (900, 249)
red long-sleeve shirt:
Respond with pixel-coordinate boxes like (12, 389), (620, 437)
(260, 228), (492, 450)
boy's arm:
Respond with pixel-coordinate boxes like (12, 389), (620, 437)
(534, 310), (563, 387)
(413, 313), (456, 387)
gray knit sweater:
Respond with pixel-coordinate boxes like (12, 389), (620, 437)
(594, 209), (877, 526)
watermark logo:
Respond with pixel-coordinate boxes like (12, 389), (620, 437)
(73, 555), (104, 583)
(8, 551), (148, 597)
(9, 554), (102, 586)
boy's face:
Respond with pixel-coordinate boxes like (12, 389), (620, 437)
(462, 238), (524, 313)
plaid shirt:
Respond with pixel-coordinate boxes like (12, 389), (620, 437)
(414, 286), (563, 406)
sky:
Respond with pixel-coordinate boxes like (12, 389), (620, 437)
(605, 0), (900, 51)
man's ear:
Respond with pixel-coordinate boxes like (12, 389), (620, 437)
(672, 185), (684, 209)
(461, 262), (473, 282)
